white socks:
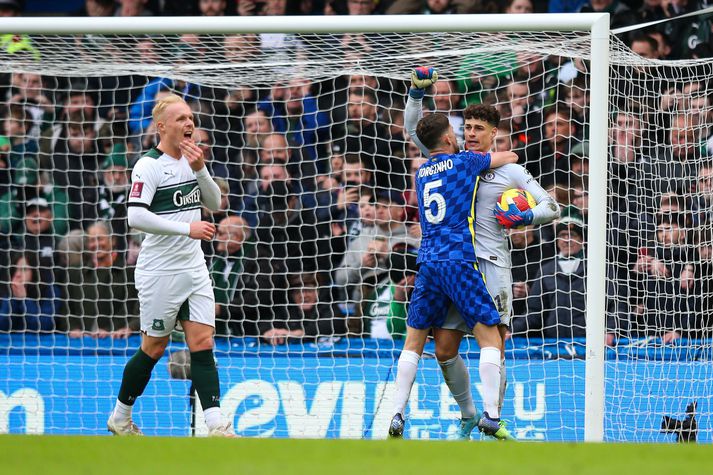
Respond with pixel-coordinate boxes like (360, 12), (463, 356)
(393, 350), (421, 416)
(479, 347), (502, 419)
(395, 349), (502, 420)
(439, 355), (476, 419)
(498, 357), (507, 415)
(204, 407), (224, 431)
(112, 400), (132, 424)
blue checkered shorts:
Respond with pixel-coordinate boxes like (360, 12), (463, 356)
(407, 261), (500, 330)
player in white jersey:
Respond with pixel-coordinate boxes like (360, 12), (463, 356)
(107, 94), (234, 437)
(397, 67), (559, 440)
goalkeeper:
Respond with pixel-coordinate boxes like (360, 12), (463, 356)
(390, 67), (559, 441)
(107, 94), (234, 437)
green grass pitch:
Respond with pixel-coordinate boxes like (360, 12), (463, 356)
(1, 435), (708, 475)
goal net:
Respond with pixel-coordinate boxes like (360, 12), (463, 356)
(0, 18), (710, 442)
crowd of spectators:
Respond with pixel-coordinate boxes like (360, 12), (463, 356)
(1, 0), (713, 345)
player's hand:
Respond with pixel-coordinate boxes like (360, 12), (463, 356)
(411, 66), (438, 89)
(493, 202), (534, 228)
(336, 187), (359, 210)
(331, 222), (345, 237)
(649, 258), (670, 279)
(263, 328), (290, 345)
(662, 330), (681, 344)
(189, 221), (216, 240)
(512, 281), (529, 299)
(361, 251), (377, 269)
(92, 328), (111, 339)
(409, 66), (438, 99)
(111, 327), (133, 339)
(408, 223), (422, 239)
(68, 329), (85, 339)
(238, 0), (257, 15)
(393, 274), (416, 302)
(680, 265), (694, 292)
(633, 255), (651, 274)
(180, 138), (206, 172)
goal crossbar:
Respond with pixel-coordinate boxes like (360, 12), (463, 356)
(0, 14), (609, 35)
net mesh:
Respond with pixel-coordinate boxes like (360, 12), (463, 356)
(0, 28), (711, 441)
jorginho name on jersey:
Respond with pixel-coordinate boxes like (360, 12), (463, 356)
(416, 150), (491, 263)
(127, 147), (206, 275)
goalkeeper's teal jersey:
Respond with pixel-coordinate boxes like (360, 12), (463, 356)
(415, 150), (491, 264)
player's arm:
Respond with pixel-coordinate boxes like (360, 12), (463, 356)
(404, 67), (434, 157)
(488, 151), (518, 169)
(515, 165), (560, 225)
(195, 167), (222, 211)
(128, 206), (215, 240)
(469, 150), (518, 181)
(493, 164), (560, 228)
(126, 158), (213, 240)
(180, 139), (222, 211)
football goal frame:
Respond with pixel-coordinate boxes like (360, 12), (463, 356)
(0, 13), (611, 441)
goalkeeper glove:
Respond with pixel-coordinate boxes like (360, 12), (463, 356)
(493, 202), (534, 228)
(409, 66), (438, 99)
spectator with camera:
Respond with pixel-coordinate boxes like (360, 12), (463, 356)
(315, 153), (373, 236)
(241, 161), (292, 228)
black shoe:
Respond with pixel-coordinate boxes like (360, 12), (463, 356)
(388, 413), (405, 438)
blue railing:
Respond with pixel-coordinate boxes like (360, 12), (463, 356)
(1, 334), (711, 361)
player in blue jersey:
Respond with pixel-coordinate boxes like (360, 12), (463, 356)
(388, 94), (519, 440)
(390, 67), (559, 441)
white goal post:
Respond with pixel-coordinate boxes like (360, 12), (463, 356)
(0, 14), (611, 441)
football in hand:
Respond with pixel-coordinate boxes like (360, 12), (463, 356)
(497, 188), (536, 212)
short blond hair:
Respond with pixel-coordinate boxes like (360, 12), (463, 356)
(152, 94), (186, 123)
(214, 177), (230, 195)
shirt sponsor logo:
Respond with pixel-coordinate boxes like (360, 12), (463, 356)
(130, 182), (144, 198)
(418, 159), (454, 178)
(173, 187), (201, 207)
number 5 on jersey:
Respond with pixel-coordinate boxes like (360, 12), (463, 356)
(424, 180), (446, 224)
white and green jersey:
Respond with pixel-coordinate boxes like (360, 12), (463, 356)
(127, 147), (205, 275)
